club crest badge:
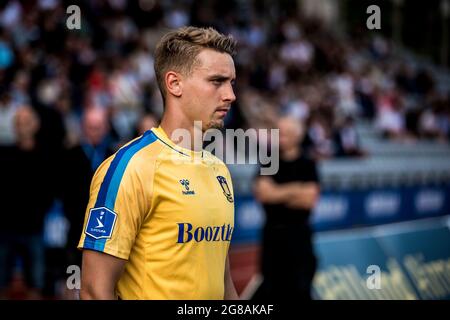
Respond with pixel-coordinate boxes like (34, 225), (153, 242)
(216, 176), (234, 203)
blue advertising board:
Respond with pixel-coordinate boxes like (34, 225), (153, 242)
(232, 184), (450, 244)
(313, 216), (450, 300)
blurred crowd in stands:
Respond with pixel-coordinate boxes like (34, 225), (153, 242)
(1, 1), (449, 156)
(0, 0), (449, 299)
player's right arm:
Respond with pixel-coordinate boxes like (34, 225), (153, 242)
(77, 134), (157, 299)
(80, 250), (126, 300)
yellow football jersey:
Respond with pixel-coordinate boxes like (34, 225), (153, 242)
(78, 126), (235, 299)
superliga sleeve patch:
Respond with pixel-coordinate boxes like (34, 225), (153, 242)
(85, 207), (117, 239)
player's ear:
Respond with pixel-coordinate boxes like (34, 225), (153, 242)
(165, 71), (182, 98)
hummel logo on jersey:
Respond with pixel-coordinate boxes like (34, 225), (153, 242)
(180, 179), (195, 195)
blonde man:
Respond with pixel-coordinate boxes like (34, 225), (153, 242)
(78, 27), (238, 300)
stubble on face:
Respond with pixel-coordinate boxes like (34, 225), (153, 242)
(205, 118), (224, 130)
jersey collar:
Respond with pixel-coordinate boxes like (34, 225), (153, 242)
(151, 126), (204, 158)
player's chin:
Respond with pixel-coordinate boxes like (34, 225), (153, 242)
(205, 120), (224, 130)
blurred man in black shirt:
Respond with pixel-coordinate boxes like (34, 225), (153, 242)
(253, 117), (320, 300)
(62, 107), (115, 268)
(0, 105), (54, 299)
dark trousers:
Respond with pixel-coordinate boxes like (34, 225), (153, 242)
(252, 224), (317, 300)
(0, 233), (45, 290)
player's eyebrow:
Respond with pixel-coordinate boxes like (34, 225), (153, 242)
(207, 74), (236, 82)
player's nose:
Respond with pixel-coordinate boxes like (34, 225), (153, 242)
(222, 84), (236, 103)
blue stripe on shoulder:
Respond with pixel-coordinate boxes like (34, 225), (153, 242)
(83, 131), (157, 252)
(95, 130), (156, 207)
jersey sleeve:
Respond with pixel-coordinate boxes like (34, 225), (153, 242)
(78, 141), (156, 260)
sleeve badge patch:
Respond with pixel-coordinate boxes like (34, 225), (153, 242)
(85, 207), (117, 239)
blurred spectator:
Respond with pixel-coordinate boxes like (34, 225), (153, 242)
(1, 0), (446, 155)
(419, 107), (442, 140)
(375, 87), (409, 141)
(61, 107), (115, 269)
(0, 105), (54, 299)
(333, 116), (366, 157)
(0, 90), (17, 145)
(54, 93), (81, 148)
(10, 70), (31, 106)
(135, 112), (159, 136)
(355, 66), (377, 119)
(331, 71), (360, 117)
(419, 94), (450, 142)
(303, 112), (335, 160)
(253, 117), (320, 300)
(279, 23), (315, 73)
(109, 57), (144, 143)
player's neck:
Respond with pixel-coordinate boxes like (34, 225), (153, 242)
(159, 113), (203, 152)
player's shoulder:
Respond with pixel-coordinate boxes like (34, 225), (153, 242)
(124, 131), (164, 162)
(202, 150), (229, 169)
(96, 131), (163, 178)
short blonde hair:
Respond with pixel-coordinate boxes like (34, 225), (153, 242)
(154, 26), (237, 101)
